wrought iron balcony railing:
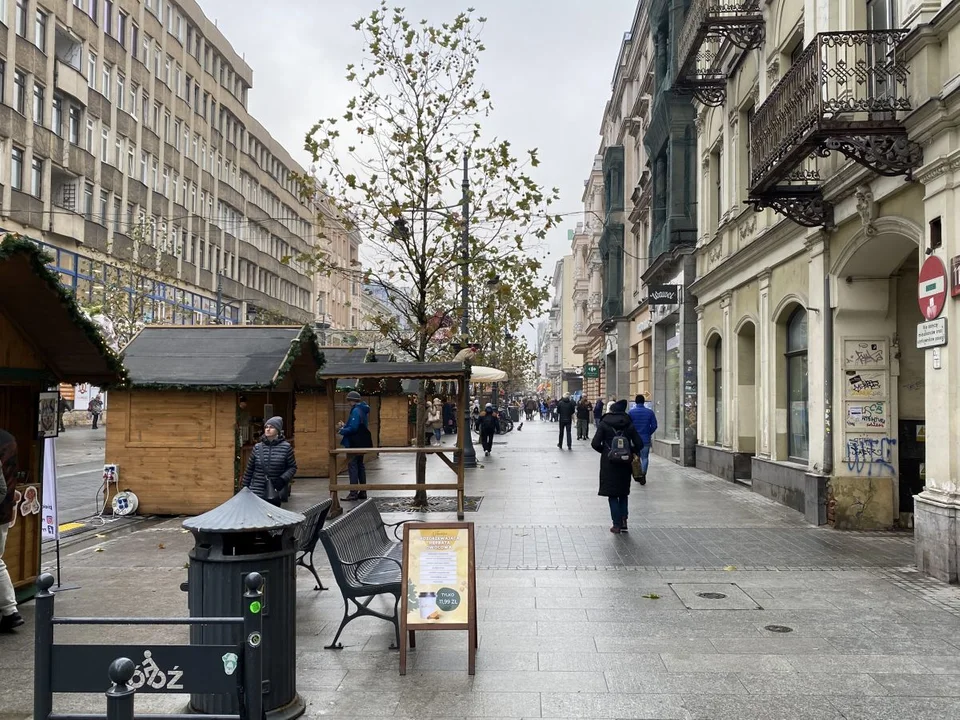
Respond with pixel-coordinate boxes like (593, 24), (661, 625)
(748, 30), (922, 228)
(677, 0), (764, 106)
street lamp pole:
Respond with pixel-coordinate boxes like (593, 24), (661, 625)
(460, 152), (477, 468)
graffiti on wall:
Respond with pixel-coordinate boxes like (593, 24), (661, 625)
(846, 371), (885, 399)
(844, 341), (886, 368)
(844, 435), (897, 477)
(845, 401), (888, 431)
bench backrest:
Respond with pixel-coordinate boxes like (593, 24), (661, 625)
(319, 500), (390, 590)
(295, 498), (333, 553)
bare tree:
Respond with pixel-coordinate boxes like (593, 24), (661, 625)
(300, 3), (558, 501)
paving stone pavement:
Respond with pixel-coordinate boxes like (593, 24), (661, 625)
(2, 418), (960, 720)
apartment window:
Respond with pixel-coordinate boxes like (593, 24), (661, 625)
(162, 166), (169, 196)
(191, 133), (198, 162)
(102, 63), (111, 100)
(30, 156), (42, 197)
(131, 24), (139, 59)
(85, 118), (94, 152)
(127, 143), (134, 175)
(116, 74), (124, 111)
(103, 0), (112, 35)
(113, 198), (121, 231)
(34, 10), (46, 51)
(142, 34), (150, 66)
(83, 182), (93, 217)
(99, 190), (108, 225)
(88, 52), (96, 89)
(52, 96), (62, 136)
(15, 0), (25, 37)
(151, 158), (158, 190)
(141, 91), (149, 126)
(175, 64), (182, 96)
(10, 147), (23, 191)
(68, 105), (80, 144)
(785, 307), (809, 460)
(13, 70), (25, 114)
(32, 82), (43, 124)
(0, 60), (4, 104)
(164, 55), (171, 85)
(174, 121), (182, 150)
(140, 151), (147, 183)
(118, 10), (127, 46)
(163, 111), (170, 141)
(87, 0), (97, 22)
(114, 136), (122, 166)
(101, 127), (109, 162)
(185, 74), (193, 105)
(129, 82), (138, 116)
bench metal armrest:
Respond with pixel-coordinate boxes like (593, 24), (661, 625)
(339, 554), (402, 586)
(383, 519), (413, 541)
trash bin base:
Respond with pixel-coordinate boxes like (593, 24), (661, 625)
(267, 693), (305, 720)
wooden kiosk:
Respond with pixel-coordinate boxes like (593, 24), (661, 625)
(0, 237), (124, 598)
(106, 325), (324, 515)
(319, 362), (471, 519)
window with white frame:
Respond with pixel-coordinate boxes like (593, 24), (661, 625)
(10, 146), (23, 190)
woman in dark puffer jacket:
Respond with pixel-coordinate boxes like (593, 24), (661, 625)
(242, 416), (297, 506)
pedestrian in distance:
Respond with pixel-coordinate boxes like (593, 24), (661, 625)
(593, 397), (604, 429)
(556, 393), (576, 449)
(549, 399), (559, 422)
(576, 396), (592, 440)
(241, 416), (297, 507)
(338, 391), (373, 501)
(88, 393), (104, 430)
(628, 394), (658, 485)
(592, 400), (643, 534)
(0, 430), (23, 633)
(478, 403), (500, 457)
(427, 397), (444, 445)
(442, 399), (458, 435)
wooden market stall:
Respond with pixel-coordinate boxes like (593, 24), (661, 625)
(0, 236), (124, 598)
(318, 362), (471, 519)
(106, 325), (324, 515)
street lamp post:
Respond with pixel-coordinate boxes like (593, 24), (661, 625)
(460, 152), (478, 468)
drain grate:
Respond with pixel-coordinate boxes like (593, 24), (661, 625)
(669, 583), (763, 610)
(696, 592), (728, 600)
(764, 625), (794, 633)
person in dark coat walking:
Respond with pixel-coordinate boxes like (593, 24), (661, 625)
(477, 403), (500, 457)
(556, 393), (576, 449)
(241, 416), (297, 507)
(591, 400), (643, 534)
(576, 397), (592, 440)
(593, 398), (604, 429)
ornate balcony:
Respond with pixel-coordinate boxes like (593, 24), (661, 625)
(677, 0), (764, 107)
(748, 31), (922, 228)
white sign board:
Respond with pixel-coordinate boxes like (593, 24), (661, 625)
(917, 318), (947, 349)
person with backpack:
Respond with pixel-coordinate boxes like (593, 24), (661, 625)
(628, 394), (658, 485)
(338, 391), (373, 500)
(591, 399), (643, 534)
(477, 403), (500, 457)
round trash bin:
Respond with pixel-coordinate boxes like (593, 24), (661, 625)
(509, 406), (520, 423)
(183, 488), (306, 720)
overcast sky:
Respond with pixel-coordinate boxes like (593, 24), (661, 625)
(199, 0), (636, 345)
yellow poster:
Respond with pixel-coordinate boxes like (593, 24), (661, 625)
(405, 527), (470, 625)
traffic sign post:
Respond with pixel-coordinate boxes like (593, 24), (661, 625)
(919, 256), (948, 320)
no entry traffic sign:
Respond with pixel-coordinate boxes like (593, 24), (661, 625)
(919, 255), (948, 320)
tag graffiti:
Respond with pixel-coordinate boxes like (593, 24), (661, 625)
(844, 436), (896, 476)
(129, 650), (184, 691)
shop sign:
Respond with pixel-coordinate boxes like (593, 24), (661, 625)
(951, 255), (960, 298)
(648, 285), (680, 305)
(917, 317), (947, 349)
(583, 364), (600, 378)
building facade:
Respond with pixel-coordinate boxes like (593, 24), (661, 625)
(681, 0), (960, 581)
(0, 0), (325, 326)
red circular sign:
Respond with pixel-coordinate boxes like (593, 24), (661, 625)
(919, 255), (948, 320)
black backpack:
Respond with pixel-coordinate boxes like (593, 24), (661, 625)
(607, 429), (632, 463)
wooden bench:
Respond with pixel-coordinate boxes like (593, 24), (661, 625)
(294, 498), (333, 590)
(318, 499), (409, 649)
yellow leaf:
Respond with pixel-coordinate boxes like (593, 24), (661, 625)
(723, 565), (737, 571)
(94, 547), (104, 553)
(641, 593), (660, 600)
(95, 534), (106, 538)
(158, 543), (166, 550)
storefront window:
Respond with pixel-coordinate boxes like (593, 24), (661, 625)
(713, 339), (723, 445)
(786, 308), (809, 460)
(664, 323), (680, 440)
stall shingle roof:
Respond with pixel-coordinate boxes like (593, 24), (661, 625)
(122, 325), (323, 389)
(0, 236), (125, 385)
(317, 361), (469, 381)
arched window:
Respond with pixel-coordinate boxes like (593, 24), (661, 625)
(785, 308), (808, 460)
(712, 338), (723, 445)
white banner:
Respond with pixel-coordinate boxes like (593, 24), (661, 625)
(73, 384), (103, 411)
(41, 437), (58, 542)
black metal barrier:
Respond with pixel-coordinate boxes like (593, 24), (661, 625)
(33, 572), (265, 720)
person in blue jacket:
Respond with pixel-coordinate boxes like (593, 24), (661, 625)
(338, 390), (372, 501)
(627, 394), (658, 485)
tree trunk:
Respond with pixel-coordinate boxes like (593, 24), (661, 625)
(414, 383), (428, 507)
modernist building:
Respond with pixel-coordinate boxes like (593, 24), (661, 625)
(0, 0), (333, 325)
(682, 0), (960, 581)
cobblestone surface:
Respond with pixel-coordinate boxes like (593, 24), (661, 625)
(2, 418), (960, 720)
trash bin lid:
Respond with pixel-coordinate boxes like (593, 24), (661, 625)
(183, 487), (306, 533)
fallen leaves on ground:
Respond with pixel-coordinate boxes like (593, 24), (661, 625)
(641, 593), (661, 600)
(723, 565), (737, 571)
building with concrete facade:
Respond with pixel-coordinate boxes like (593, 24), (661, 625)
(679, 0), (960, 582)
(543, 255), (577, 398)
(0, 0), (331, 325)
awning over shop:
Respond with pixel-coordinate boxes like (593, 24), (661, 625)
(470, 365), (508, 382)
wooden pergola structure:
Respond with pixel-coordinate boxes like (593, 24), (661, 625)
(318, 362), (471, 520)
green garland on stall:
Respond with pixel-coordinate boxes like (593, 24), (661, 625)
(0, 234), (129, 386)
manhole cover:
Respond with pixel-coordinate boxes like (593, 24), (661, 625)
(696, 592), (728, 600)
(764, 625), (794, 633)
